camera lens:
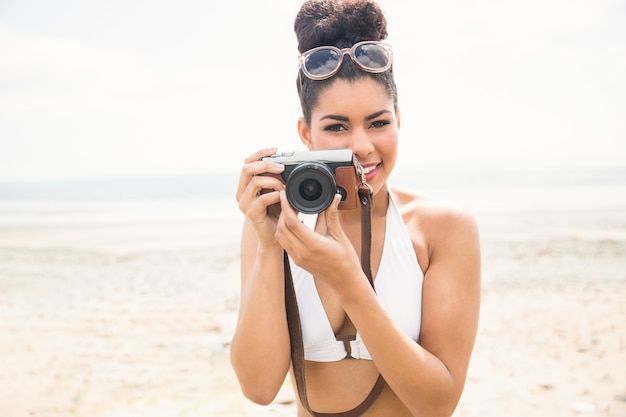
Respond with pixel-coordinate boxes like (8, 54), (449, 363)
(299, 179), (323, 201)
(286, 162), (336, 214)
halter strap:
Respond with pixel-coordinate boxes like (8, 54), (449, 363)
(283, 183), (385, 416)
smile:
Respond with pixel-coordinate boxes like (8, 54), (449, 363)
(362, 164), (378, 175)
(359, 163), (381, 182)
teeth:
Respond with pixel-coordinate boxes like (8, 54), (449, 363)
(362, 165), (377, 174)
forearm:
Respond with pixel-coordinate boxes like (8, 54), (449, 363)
(230, 244), (291, 404)
(339, 278), (461, 417)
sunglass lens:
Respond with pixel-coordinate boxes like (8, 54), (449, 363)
(305, 49), (341, 77)
(354, 44), (389, 69)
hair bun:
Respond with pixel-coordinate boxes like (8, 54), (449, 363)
(295, 0), (388, 53)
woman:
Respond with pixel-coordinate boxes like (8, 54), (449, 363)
(231, 1), (481, 416)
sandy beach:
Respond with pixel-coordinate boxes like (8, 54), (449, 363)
(0, 208), (625, 416)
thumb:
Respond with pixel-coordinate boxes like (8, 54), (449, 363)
(324, 193), (343, 236)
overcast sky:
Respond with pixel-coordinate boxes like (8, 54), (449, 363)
(1, 0), (625, 181)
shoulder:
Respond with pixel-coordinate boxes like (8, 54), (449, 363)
(389, 185), (480, 258)
(390, 185), (478, 228)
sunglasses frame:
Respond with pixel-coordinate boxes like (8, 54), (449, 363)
(298, 41), (393, 81)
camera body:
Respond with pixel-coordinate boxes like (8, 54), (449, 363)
(262, 149), (357, 214)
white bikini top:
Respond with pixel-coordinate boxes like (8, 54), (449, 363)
(289, 191), (424, 362)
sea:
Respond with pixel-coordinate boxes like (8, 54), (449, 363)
(1, 167), (625, 227)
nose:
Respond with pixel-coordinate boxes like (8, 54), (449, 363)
(350, 128), (374, 159)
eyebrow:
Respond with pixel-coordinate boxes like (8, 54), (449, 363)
(319, 109), (392, 123)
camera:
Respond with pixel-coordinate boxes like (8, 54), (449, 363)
(262, 149), (357, 214)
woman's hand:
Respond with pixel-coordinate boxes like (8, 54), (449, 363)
(236, 148), (286, 246)
(274, 190), (362, 291)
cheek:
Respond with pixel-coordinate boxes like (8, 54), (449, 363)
(309, 135), (348, 150)
(379, 137), (399, 173)
(379, 134), (398, 157)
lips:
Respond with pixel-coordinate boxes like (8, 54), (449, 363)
(360, 163), (381, 182)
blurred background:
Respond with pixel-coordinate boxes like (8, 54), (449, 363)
(1, 0), (625, 224)
(1, 0), (625, 181)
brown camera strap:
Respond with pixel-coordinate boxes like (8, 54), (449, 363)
(283, 184), (385, 417)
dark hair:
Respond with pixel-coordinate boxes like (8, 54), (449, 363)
(294, 0), (398, 123)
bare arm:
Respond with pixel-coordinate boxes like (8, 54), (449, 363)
(275, 194), (481, 417)
(230, 222), (291, 405)
(343, 207), (480, 416)
(229, 148), (292, 405)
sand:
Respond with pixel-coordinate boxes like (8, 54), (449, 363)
(0, 208), (625, 416)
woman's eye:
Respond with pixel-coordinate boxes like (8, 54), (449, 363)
(324, 124), (347, 132)
(370, 120), (390, 129)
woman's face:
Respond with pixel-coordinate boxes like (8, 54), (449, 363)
(298, 77), (400, 197)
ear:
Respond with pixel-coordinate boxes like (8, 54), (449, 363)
(395, 107), (402, 130)
(297, 117), (314, 149)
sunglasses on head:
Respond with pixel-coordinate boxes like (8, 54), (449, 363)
(298, 40), (393, 81)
